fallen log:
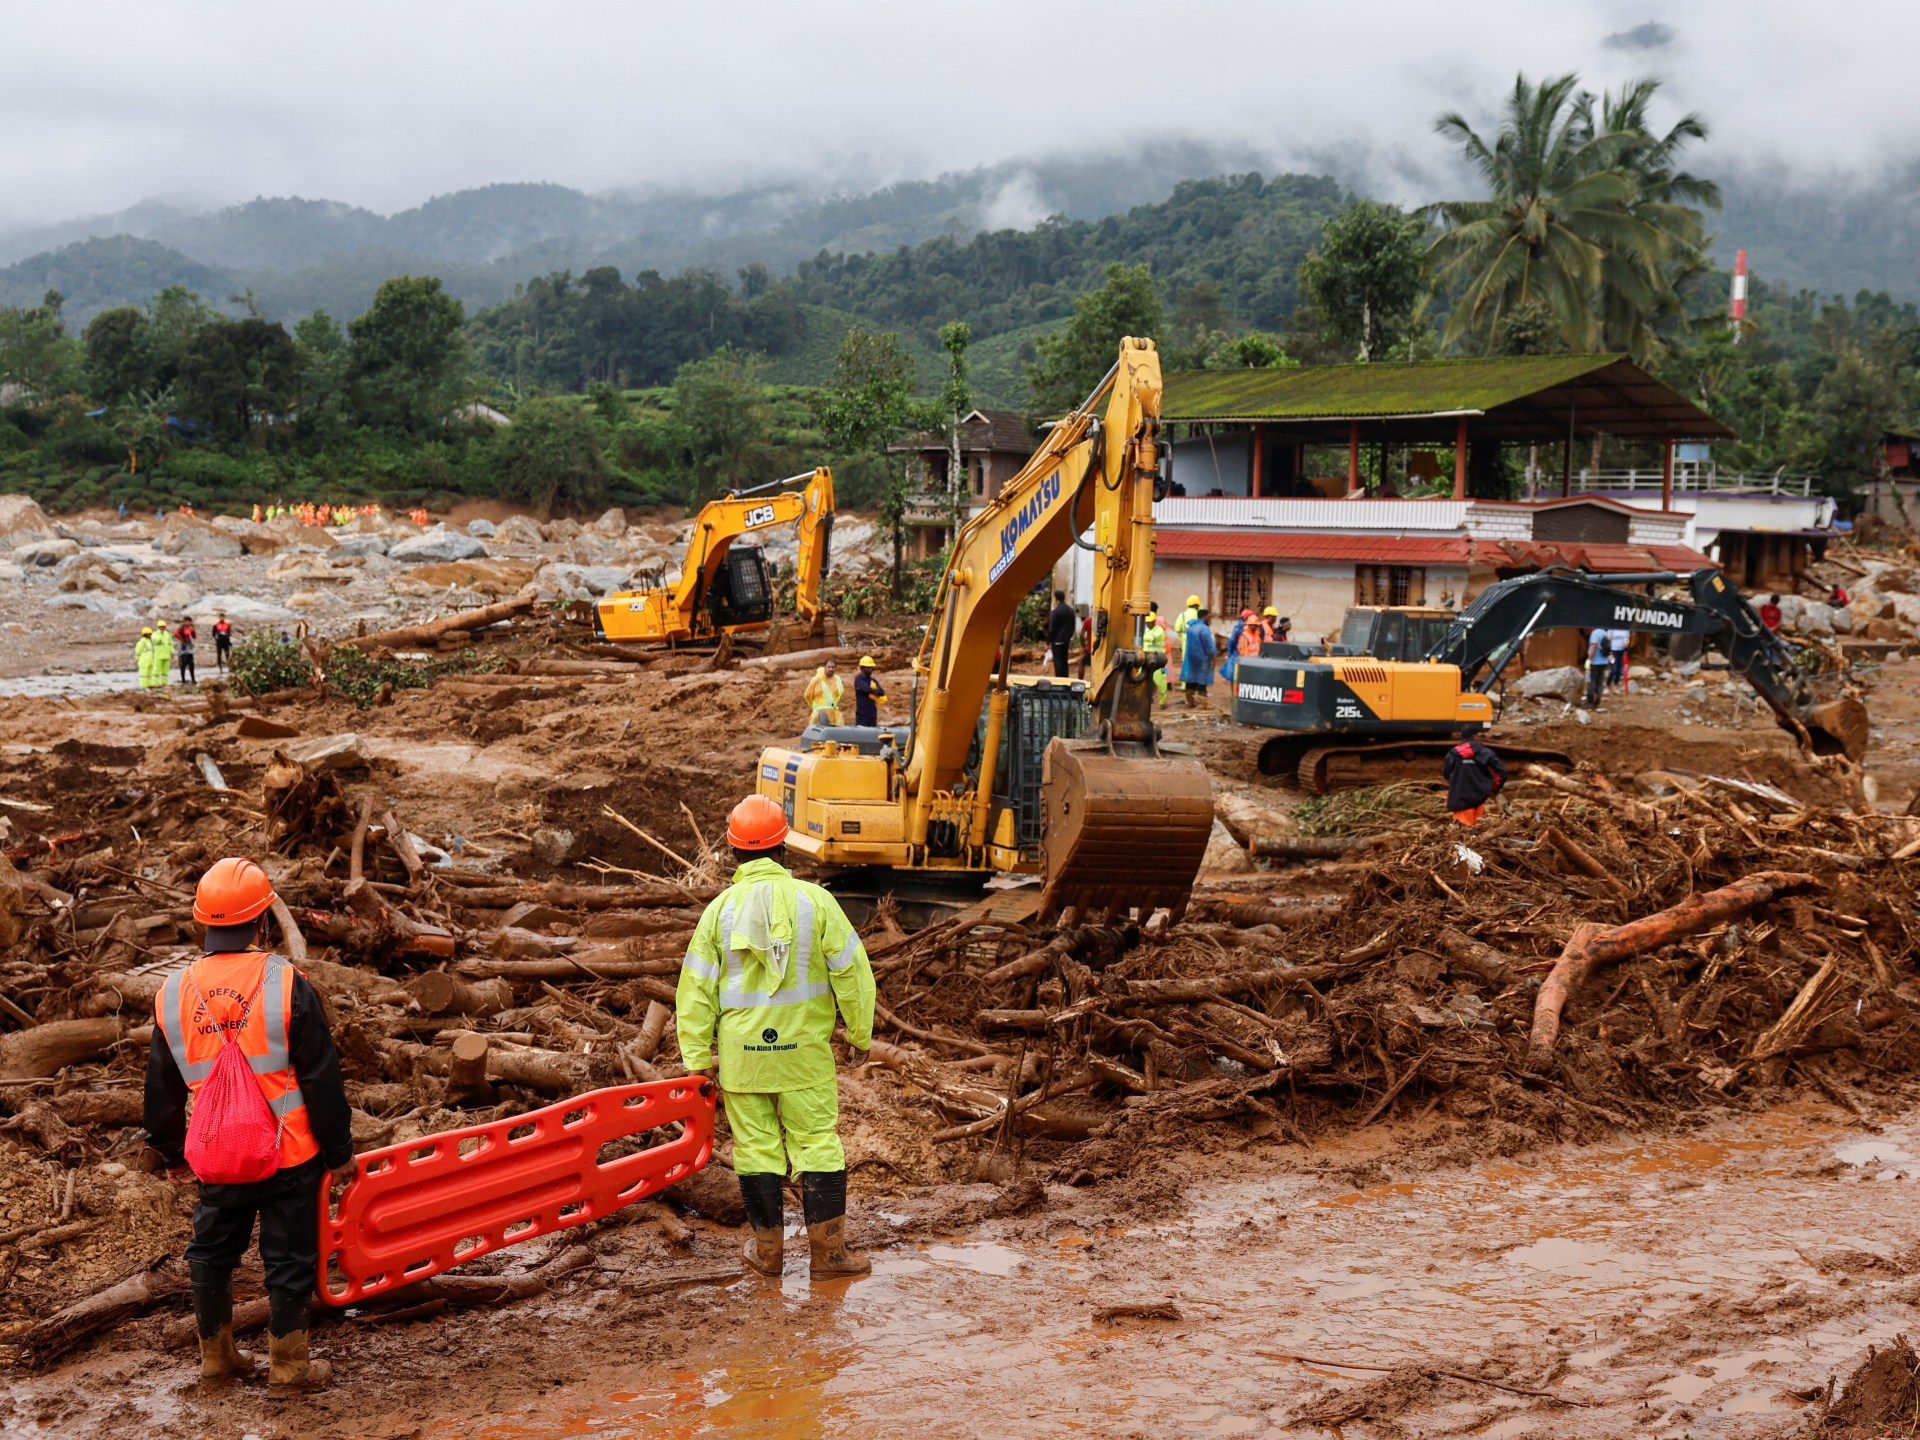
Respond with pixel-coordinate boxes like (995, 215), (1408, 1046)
(0, 1017), (127, 1080)
(1429, 926), (1515, 986)
(1525, 870), (1820, 1068)
(20, 1256), (188, 1367)
(439, 881), (711, 911)
(662, 1160), (746, 1225)
(1247, 834), (1369, 860)
(455, 953), (681, 981)
(447, 1032), (494, 1104)
(633, 1000), (671, 1061)
(1750, 957), (1844, 1062)
(1542, 826), (1630, 900)
(342, 593), (535, 652)
(512, 658), (648, 677)
(405, 972), (514, 1016)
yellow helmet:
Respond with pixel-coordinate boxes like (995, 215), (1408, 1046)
(1263, 606), (1278, 618)
(1186, 594), (1201, 608)
(857, 655), (876, 668)
(140, 626), (153, 635)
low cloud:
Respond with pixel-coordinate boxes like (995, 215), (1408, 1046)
(1605, 21), (1678, 52)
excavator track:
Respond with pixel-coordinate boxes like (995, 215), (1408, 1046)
(1284, 740), (1575, 794)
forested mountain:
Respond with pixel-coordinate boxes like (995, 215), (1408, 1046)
(1713, 161), (1920, 303)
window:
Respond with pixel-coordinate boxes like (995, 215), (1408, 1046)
(1355, 566), (1425, 606)
(1214, 561), (1272, 615)
(972, 459), (987, 497)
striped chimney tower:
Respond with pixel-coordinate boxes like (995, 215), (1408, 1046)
(1730, 247), (1748, 341)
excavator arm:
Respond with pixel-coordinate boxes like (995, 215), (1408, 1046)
(790, 466), (836, 628)
(1440, 567), (1867, 760)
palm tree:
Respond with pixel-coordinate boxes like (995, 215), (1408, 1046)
(1425, 73), (1708, 362)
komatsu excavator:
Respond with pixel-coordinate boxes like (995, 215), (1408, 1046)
(755, 338), (1214, 919)
(1235, 567), (1870, 792)
(594, 466), (836, 651)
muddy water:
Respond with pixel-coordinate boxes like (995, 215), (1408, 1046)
(400, 1106), (1916, 1440)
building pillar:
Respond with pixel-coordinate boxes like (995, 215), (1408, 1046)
(1348, 422), (1361, 494)
(1251, 424), (1265, 498)
(1561, 430), (1574, 498)
(1662, 436), (1674, 511)
(1453, 415), (1469, 500)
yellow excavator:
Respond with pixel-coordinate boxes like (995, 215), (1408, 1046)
(755, 338), (1214, 919)
(594, 467), (836, 651)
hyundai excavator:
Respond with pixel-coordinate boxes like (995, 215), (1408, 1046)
(1235, 567), (1869, 792)
(594, 466), (836, 651)
(755, 338), (1214, 919)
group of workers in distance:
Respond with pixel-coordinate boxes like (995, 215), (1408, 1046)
(803, 655), (887, 727)
(1044, 588), (1289, 709)
(148, 792), (878, 1389)
(135, 613), (232, 688)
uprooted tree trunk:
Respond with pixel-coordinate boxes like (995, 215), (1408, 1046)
(1526, 870), (1819, 1068)
(21, 1256), (189, 1367)
(336, 593), (537, 655)
(0, 1018), (129, 1081)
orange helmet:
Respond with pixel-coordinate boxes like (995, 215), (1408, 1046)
(726, 795), (789, 850)
(192, 856), (276, 927)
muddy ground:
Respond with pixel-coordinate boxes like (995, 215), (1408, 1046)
(3, 522), (1920, 1437)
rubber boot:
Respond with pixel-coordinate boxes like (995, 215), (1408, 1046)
(737, 1172), (786, 1277)
(189, 1263), (256, 1381)
(266, 1289), (332, 1395)
(801, 1171), (870, 1279)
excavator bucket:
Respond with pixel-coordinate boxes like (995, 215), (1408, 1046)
(1800, 696), (1870, 762)
(763, 616), (839, 657)
(1038, 737), (1214, 920)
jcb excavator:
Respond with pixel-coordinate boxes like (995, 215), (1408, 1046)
(594, 467), (836, 651)
(1235, 567), (1869, 792)
(755, 338), (1214, 919)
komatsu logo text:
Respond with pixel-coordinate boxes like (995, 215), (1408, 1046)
(1611, 604), (1684, 628)
(988, 472), (1062, 582)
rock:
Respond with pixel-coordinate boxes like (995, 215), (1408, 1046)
(186, 594), (297, 625)
(237, 715), (302, 740)
(399, 559), (537, 597)
(0, 562), (24, 582)
(284, 733), (370, 773)
(0, 496), (56, 545)
(1792, 601), (1835, 636)
(1872, 567), (1916, 595)
(493, 515), (544, 546)
(284, 590), (329, 609)
(1514, 665), (1585, 701)
(529, 827), (576, 867)
(267, 553), (354, 584)
(390, 530), (489, 564)
(55, 553), (126, 592)
(1891, 594), (1920, 627)
(43, 593), (137, 616)
(152, 581), (194, 610)
(14, 538), (79, 566)
(1199, 819), (1251, 876)
(535, 562), (630, 598)
(1573, 707), (1592, 725)
(1864, 618), (1909, 642)
(593, 507), (627, 537)
(1849, 589), (1893, 621)
(156, 515), (244, 558)
(333, 535), (390, 558)
(1829, 604), (1853, 634)
(466, 518), (497, 537)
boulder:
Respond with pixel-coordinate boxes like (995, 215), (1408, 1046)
(1864, 618), (1909, 642)
(493, 515), (544, 546)
(14, 538), (79, 566)
(156, 515), (244, 559)
(592, 507), (627, 537)
(0, 562), (24, 582)
(44, 593), (137, 616)
(55, 553), (126, 592)
(1893, 594), (1920, 627)
(333, 535), (390, 558)
(0, 496), (56, 545)
(390, 530), (489, 564)
(466, 518), (497, 537)
(152, 581), (194, 611)
(266, 554), (354, 584)
(1848, 588), (1894, 620)
(284, 591), (330, 610)
(284, 733), (370, 773)
(401, 559), (537, 596)
(534, 562), (631, 599)
(1514, 665), (1586, 701)
(1199, 819), (1251, 876)
(1791, 601), (1836, 636)
(185, 594), (297, 625)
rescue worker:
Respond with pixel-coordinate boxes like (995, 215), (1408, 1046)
(213, 612), (233, 672)
(135, 627), (157, 689)
(151, 621), (174, 689)
(803, 659), (845, 727)
(677, 796), (876, 1279)
(175, 617), (197, 686)
(1141, 608), (1169, 704)
(1046, 590), (1076, 677)
(1443, 738), (1506, 825)
(145, 857), (354, 1391)
(852, 656), (886, 727)
(1261, 606), (1287, 644)
(1180, 607), (1217, 707)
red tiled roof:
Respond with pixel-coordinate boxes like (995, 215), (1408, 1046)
(1155, 529), (1718, 574)
(1154, 532), (1472, 565)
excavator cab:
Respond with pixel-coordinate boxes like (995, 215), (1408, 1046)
(705, 547), (774, 630)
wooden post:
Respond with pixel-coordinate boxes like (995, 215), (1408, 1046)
(1662, 436), (1675, 511)
(1453, 415), (1469, 500)
(1251, 424), (1265, 498)
(1561, 429), (1574, 498)
(1347, 422), (1361, 494)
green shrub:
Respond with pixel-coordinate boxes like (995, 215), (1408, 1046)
(228, 633), (314, 695)
(325, 644), (500, 708)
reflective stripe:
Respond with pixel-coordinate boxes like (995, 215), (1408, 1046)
(157, 970), (210, 1082)
(825, 932), (862, 973)
(719, 981), (831, 1008)
(161, 954), (306, 1113)
(793, 887), (814, 977)
(268, 1086), (305, 1118)
(257, 955), (290, 1072)
(682, 954), (721, 983)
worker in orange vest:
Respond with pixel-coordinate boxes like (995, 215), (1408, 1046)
(145, 858), (354, 1392)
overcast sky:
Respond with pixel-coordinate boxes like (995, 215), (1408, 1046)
(3, 0), (1917, 224)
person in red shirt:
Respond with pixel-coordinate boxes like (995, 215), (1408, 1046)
(212, 613), (233, 672)
(1758, 595), (1783, 632)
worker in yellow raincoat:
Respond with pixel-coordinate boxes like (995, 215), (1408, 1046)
(1141, 608), (1169, 704)
(677, 795), (875, 1280)
(135, 627), (157, 688)
(802, 659), (844, 727)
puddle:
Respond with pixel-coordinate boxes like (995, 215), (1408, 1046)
(923, 1241), (1027, 1277)
(1501, 1237), (1640, 1278)
(0, 670), (141, 698)
(1834, 1139), (1920, 1176)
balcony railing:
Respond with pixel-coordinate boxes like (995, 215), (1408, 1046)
(1530, 467), (1819, 496)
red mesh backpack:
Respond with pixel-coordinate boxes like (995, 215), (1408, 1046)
(182, 963), (283, 1184)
